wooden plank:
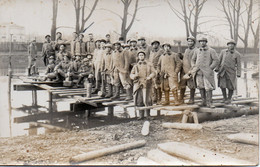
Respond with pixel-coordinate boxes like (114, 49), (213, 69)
(29, 122), (67, 132)
(153, 104), (199, 111)
(119, 103), (135, 108)
(13, 84), (43, 91)
(36, 84), (55, 91)
(50, 88), (87, 93)
(58, 92), (87, 96)
(231, 99), (258, 104)
(136, 157), (160, 165)
(162, 122), (203, 130)
(102, 100), (131, 106)
(158, 142), (253, 165)
(135, 105), (163, 110)
(227, 133), (258, 145)
(52, 90), (87, 95)
(147, 149), (189, 165)
(69, 140), (146, 163)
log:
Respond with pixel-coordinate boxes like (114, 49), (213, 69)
(158, 142), (253, 165)
(102, 100), (130, 106)
(154, 104), (199, 111)
(29, 122), (67, 132)
(162, 122), (203, 130)
(147, 149), (189, 165)
(141, 121), (150, 136)
(136, 157), (160, 165)
(70, 140), (146, 163)
(227, 133), (258, 145)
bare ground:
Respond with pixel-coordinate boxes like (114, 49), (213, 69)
(0, 114), (259, 165)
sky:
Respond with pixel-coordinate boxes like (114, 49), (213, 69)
(0, 0), (259, 47)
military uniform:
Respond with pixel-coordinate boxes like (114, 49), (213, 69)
(56, 50), (71, 64)
(76, 57), (94, 87)
(74, 39), (87, 57)
(42, 36), (55, 66)
(27, 41), (38, 76)
(92, 47), (105, 93)
(86, 39), (95, 54)
(44, 56), (57, 81)
(54, 58), (73, 81)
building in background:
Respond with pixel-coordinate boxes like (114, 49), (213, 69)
(0, 22), (26, 42)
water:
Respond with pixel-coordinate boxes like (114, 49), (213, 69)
(0, 60), (258, 138)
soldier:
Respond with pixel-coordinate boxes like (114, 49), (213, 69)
(138, 37), (151, 60)
(76, 55), (94, 88)
(56, 44), (71, 64)
(157, 43), (182, 106)
(43, 56), (57, 81)
(128, 39), (139, 66)
(70, 54), (82, 82)
(54, 32), (66, 52)
(191, 37), (219, 108)
(179, 36), (197, 104)
(27, 40), (38, 76)
(105, 34), (111, 44)
(110, 41), (132, 100)
(86, 33), (95, 54)
(54, 55), (73, 82)
(149, 40), (164, 104)
(70, 32), (78, 60)
(130, 51), (155, 119)
(42, 35), (55, 66)
(215, 40), (241, 104)
(74, 34), (87, 58)
(101, 44), (114, 97)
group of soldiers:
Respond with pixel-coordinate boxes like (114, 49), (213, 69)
(38, 31), (241, 119)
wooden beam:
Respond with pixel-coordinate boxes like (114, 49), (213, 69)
(29, 122), (67, 132)
(158, 142), (253, 165)
(13, 84), (43, 91)
(69, 140), (146, 163)
(162, 122), (203, 130)
(102, 100), (130, 106)
(227, 133), (258, 145)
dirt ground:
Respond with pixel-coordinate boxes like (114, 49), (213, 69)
(0, 114), (258, 165)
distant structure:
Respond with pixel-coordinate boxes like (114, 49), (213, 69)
(0, 22), (26, 42)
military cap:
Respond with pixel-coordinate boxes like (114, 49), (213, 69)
(137, 51), (146, 56)
(45, 35), (51, 38)
(198, 37), (208, 42)
(187, 36), (196, 42)
(104, 44), (112, 48)
(227, 39), (236, 45)
(138, 37), (146, 41)
(122, 43), (130, 47)
(79, 33), (84, 37)
(105, 34), (110, 37)
(56, 32), (62, 35)
(162, 43), (171, 48)
(95, 39), (101, 43)
(151, 40), (160, 45)
(113, 41), (122, 45)
(130, 39), (137, 43)
(100, 39), (106, 43)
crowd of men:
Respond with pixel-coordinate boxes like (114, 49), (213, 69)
(30, 31), (241, 119)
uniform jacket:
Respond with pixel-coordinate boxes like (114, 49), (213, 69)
(149, 48), (164, 69)
(101, 51), (113, 73)
(111, 49), (129, 73)
(157, 51), (182, 77)
(70, 39), (78, 56)
(93, 48), (105, 72)
(45, 63), (55, 74)
(86, 40), (95, 54)
(28, 43), (37, 56)
(74, 40), (87, 56)
(191, 46), (219, 88)
(138, 44), (151, 59)
(127, 47), (138, 67)
(71, 60), (82, 73)
(130, 60), (155, 106)
(216, 49), (241, 88)
(54, 38), (66, 51)
(182, 46), (196, 74)
(56, 51), (71, 64)
(79, 61), (94, 74)
(54, 60), (72, 73)
(42, 41), (55, 66)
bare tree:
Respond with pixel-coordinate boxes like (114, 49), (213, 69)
(99, 0), (159, 42)
(72, 0), (98, 34)
(51, 0), (58, 40)
(250, 0), (260, 51)
(167, 0), (207, 39)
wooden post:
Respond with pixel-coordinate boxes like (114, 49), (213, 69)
(28, 123), (38, 135)
(157, 110), (161, 116)
(108, 106), (114, 117)
(49, 92), (53, 113)
(8, 34), (13, 137)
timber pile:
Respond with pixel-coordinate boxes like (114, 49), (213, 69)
(227, 133), (258, 145)
(162, 122), (202, 130)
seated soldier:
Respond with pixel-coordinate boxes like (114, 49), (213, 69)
(43, 56), (56, 81)
(76, 54), (94, 87)
(54, 55), (73, 82)
(70, 55), (82, 81)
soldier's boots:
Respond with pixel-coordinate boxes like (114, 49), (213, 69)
(27, 68), (31, 76)
(152, 88), (158, 104)
(138, 110), (144, 120)
(198, 89), (207, 107)
(226, 89), (233, 104)
(173, 89), (181, 106)
(105, 84), (113, 98)
(53, 73), (61, 82)
(111, 86), (120, 100)
(162, 91), (170, 106)
(187, 88), (195, 104)
(179, 88), (186, 104)
(221, 88), (228, 103)
(125, 87), (133, 101)
(157, 88), (162, 105)
(145, 109), (154, 120)
(206, 90), (215, 108)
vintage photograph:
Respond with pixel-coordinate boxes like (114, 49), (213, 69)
(0, 0), (259, 165)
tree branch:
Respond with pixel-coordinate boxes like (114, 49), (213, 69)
(167, 0), (185, 22)
(83, 0), (98, 23)
(98, 8), (123, 20)
(126, 0), (139, 33)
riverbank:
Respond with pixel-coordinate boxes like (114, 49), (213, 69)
(0, 114), (258, 165)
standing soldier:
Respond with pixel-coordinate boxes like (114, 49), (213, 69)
(149, 40), (164, 104)
(130, 51), (155, 119)
(215, 40), (241, 104)
(54, 32), (66, 52)
(179, 36), (197, 104)
(110, 41), (132, 100)
(42, 35), (55, 66)
(74, 34), (87, 58)
(86, 33), (95, 54)
(191, 37), (219, 108)
(101, 44), (114, 97)
(138, 37), (151, 60)
(157, 43), (182, 106)
(70, 32), (78, 60)
(27, 40), (38, 76)
(128, 39), (138, 66)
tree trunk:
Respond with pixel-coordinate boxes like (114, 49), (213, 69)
(121, 1), (129, 42)
(51, 0), (58, 41)
(75, 0), (80, 34)
(253, 24), (259, 51)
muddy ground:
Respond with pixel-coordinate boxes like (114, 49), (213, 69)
(0, 114), (258, 165)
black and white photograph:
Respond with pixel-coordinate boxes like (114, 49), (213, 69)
(0, 0), (259, 165)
